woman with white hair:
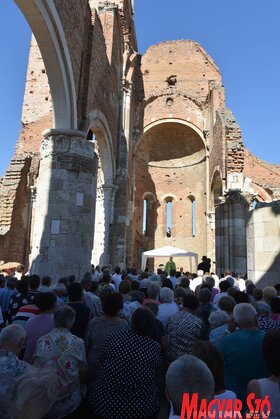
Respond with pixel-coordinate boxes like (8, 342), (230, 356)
(0, 324), (30, 377)
(166, 354), (214, 419)
(157, 287), (178, 329)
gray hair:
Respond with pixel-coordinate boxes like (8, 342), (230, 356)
(209, 310), (229, 329)
(54, 305), (75, 329)
(255, 302), (270, 315)
(166, 355), (215, 415)
(205, 276), (215, 288)
(147, 284), (160, 299)
(160, 287), (174, 303)
(263, 286), (277, 305)
(233, 303), (257, 326)
(0, 324), (26, 346)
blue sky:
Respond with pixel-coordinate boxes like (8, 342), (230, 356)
(1, 0), (280, 177)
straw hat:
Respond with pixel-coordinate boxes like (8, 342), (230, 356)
(0, 261), (21, 270)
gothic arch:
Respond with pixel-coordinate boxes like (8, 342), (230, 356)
(14, 0), (77, 129)
(87, 110), (116, 184)
(86, 110), (116, 266)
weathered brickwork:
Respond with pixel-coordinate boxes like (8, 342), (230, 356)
(1, 0), (279, 280)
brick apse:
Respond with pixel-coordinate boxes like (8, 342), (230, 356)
(1, 0), (280, 284)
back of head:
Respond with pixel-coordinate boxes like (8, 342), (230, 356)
(209, 310), (229, 329)
(119, 280), (131, 294)
(144, 301), (159, 316)
(263, 286), (277, 305)
(28, 274), (41, 290)
(255, 302), (270, 316)
(131, 280), (140, 290)
(233, 303), (257, 328)
(147, 283), (160, 299)
(162, 277), (173, 290)
(160, 287), (174, 303)
(42, 276), (52, 287)
(180, 277), (190, 288)
(35, 292), (57, 312)
(0, 324), (26, 347)
(6, 276), (17, 289)
(170, 269), (176, 277)
(219, 280), (231, 293)
(16, 278), (29, 294)
(68, 282), (83, 302)
(205, 276), (215, 289)
(102, 293), (123, 316)
(115, 266), (121, 275)
(192, 340), (225, 393)
(199, 288), (211, 304)
(253, 288), (263, 301)
(218, 296), (236, 313)
(130, 290), (145, 304)
(270, 297), (280, 314)
(53, 282), (67, 295)
(233, 290), (249, 304)
(183, 293), (199, 311)
(81, 274), (92, 288)
(54, 305), (75, 329)
(131, 307), (155, 338)
(226, 276), (235, 287)
(262, 330), (280, 376)
(166, 355), (215, 416)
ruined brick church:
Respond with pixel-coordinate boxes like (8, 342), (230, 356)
(1, 0), (279, 285)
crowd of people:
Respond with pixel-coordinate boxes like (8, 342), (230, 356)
(0, 260), (279, 419)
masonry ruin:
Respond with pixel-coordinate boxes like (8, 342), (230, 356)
(0, 0), (279, 284)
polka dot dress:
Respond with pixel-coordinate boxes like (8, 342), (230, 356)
(89, 330), (162, 419)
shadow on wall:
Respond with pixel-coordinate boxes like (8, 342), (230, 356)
(247, 201), (280, 288)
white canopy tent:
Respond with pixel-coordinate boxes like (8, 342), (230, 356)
(141, 245), (198, 272)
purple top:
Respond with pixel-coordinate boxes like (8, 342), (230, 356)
(24, 313), (54, 364)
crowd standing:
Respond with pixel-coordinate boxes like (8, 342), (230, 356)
(0, 258), (279, 419)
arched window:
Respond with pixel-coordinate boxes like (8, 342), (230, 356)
(142, 193), (155, 236)
(189, 195), (196, 237)
(164, 197), (173, 237)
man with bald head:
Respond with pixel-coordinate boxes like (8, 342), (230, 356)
(219, 303), (268, 407)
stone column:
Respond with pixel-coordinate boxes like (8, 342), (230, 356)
(92, 183), (117, 267)
(215, 190), (248, 275)
(29, 129), (97, 280)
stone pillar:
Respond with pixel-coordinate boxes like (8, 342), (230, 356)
(29, 129), (97, 280)
(92, 183), (118, 267)
(247, 201), (280, 286)
(215, 190), (248, 275)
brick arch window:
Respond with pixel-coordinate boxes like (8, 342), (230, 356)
(142, 193), (155, 236)
(164, 196), (173, 237)
(188, 195), (196, 237)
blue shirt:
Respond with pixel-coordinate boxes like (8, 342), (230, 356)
(219, 329), (269, 407)
(0, 288), (16, 312)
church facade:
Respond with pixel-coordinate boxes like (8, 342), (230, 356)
(1, 0), (279, 285)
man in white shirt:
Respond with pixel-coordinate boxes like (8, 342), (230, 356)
(112, 267), (122, 292)
(189, 270), (204, 292)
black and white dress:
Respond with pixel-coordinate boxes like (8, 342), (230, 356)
(89, 329), (163, 419)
